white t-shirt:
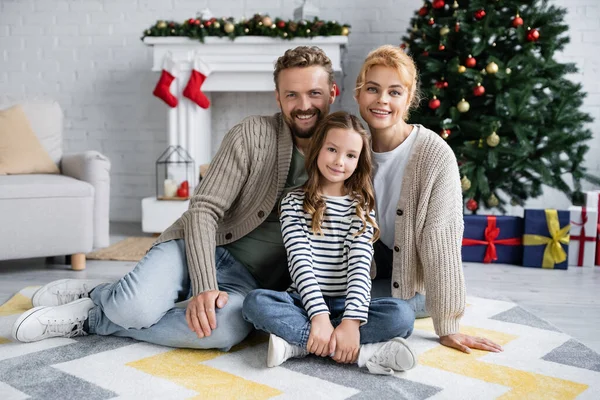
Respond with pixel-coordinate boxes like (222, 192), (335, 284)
(372, 126), (418, 249)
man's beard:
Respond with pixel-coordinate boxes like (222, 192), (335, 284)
(282, 106), (328, 139)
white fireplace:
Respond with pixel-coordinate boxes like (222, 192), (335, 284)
(141, 36), (348, 233)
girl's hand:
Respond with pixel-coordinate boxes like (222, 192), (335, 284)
(440, 333), (503, 353)
(307, 314), (335, 356)
(330, 319), (361, 364)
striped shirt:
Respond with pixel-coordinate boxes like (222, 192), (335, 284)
(280, 191), (375, 323)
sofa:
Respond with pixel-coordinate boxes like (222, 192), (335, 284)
(0, 99), (111, 270)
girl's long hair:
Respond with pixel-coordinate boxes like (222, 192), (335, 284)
(302, 111), (380, 242)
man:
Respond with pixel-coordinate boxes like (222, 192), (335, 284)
(12, 46), (336, 350)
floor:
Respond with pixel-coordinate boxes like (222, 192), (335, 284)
(1, 222), (599, 353)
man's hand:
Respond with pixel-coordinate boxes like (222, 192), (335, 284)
(330, 319), (360, 364)
(185, 290), (229, 338)
(440, 333), (503, 354)
(307, 314), (334, 356)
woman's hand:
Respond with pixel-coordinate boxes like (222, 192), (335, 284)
(330, 319), (361, 364)
(307, 314), (335, 356)
(440, 333), (503, 353)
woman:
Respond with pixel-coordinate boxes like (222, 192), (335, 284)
(354, 45), (502, 353)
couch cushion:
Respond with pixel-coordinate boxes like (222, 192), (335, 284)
(0, 105), (60, 175)
(0, 99), (63, 164)
(0, 174), (94, 200)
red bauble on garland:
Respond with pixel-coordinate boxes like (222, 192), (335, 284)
(512, 14), (523, 27)
(432, 0), (445, 9)
(473, 83), (485, 96)
(527, 28), (540, 41)
(277, 20), (286, 28)
(418, 6), (428, 16)
(428, 17), (435, 25)
(438, 43), (445, 51)
(465, 55), (476, 68)
(429, 96), (441, 110)
(474, 9), (486, 20)
(440, 129), (451, 139)
(466, 198), (478, 211)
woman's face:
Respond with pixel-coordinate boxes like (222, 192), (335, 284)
(356, 65), (410, 132)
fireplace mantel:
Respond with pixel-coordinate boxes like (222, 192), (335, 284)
(141, 36), (347, 233)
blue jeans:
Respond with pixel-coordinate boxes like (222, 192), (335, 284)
(242, 289), (415, 348)
(87, 239), (259, 351)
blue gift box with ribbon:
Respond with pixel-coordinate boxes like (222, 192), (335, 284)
(462, 215), (523, 264)
(522, 209), (570, 269)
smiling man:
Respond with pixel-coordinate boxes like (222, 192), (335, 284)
(13, 46), (337, 352)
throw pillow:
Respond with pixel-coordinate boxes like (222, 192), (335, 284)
(0, 105), (60, 175)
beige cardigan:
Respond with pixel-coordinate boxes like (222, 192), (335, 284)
(386, 124), (466, 337)
(156, 113), (293, 297)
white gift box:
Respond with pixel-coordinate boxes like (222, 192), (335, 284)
(568, 205), (598, 267)
(586, 191), (600, 266)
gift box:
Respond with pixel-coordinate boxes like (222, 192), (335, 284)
(585, 190), (600, 266)
(522, 209), (570, 269)
(462, 215), (523, 264)
(568, 206), (598, 267)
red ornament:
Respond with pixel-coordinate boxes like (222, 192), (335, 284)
(193, 19), (201, 26)
(418, 6), (428, 16)
(465, 55), (476, 68)
(473, 84), (485, 96)
(474, 9), (486, 20)
(443, 81), (449, 88)
(455, 22), (460, 32)
(422, 50), (429, 56)
(205, 20), (213, 27)
(432, 0), (445, 9)
(177, 186), (189, 198)
(438, 43), (446, 51)
(428, 17), (435, 26)
(188, 18), (195, 24)
(512, 15), (523, 27)
(440, 129), (451, 139)
(429, 97), (441, 110)
(435, 81), (445, 89)
(527, 28), (540, 41)
(466, 198), (478, 211)
(400, 43), (407, 49)
(277, 21), (286, 28)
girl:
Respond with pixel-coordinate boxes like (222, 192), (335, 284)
(354, 45), (502, 354)
(243, 111), (416, 375)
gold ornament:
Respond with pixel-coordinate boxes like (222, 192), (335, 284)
(283, 32), (288, 37)
(457, 98), (470, 113)
(452, 0), (459, 8)
(486, 132), (500, 147)
(213, 21), (221, 29)
(458, 65), (466, 73)
(506, 68), (512, 74)
(341, 26), (350, 36)
(156, 20), (167, 29)
(487, 194), (499, 207)
(461, 176), (471, 192)
(486, 61), (499, 74)
(440, 26), (450, 36)
(262, 16), (272, 26)
(224, 22), (235, 33)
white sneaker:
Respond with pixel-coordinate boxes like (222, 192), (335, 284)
(267, 334), (309, 367)
(360, 337), (417, 375)
(12, 298), (95, 342)
(32, 279), (108, 307)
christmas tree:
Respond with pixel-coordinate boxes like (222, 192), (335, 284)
(402, 0), (599, 212)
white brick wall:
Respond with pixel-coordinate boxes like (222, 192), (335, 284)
(1, 0), (598, 221)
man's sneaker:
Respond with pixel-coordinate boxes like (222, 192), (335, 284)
(360, 337), (417, 375)
(267, 334), (309, 367)
(12, 298), (95, 342)
(32, 279), (108, 307)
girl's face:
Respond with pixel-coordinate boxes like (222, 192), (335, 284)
(316, 127), (363, 195)
(356, 65), (410, 131)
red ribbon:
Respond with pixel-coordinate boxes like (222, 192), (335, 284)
(570, 207), (595, 267)
(462, 215), (522, 263)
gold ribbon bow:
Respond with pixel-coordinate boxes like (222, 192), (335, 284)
(523, 209), (570, 268)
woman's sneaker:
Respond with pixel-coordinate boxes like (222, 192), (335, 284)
(359, 337), (417, 375)
(32, 279), (108, 307)
(267, 334), (309, 367)
(12, 298), (95, 342)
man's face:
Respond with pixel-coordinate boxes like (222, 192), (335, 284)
(276, 66), (335, 139)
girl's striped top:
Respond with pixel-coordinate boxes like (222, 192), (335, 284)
(280, 190), (375, 323)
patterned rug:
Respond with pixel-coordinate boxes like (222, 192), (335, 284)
(1, 287), (599, 399)
(87, 237), (155, 262)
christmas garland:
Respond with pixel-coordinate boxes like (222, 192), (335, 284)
(141, 14), (350, 42)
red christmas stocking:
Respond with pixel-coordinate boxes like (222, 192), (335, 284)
(183, 58), (212, 109)
(153, 56), (179, 108)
